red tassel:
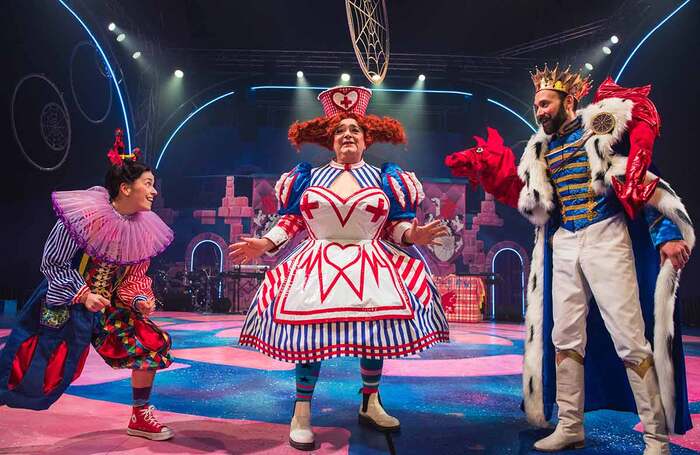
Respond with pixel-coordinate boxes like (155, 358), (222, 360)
(113, 128), (125, 150)
(107, 128), (126, 165)
(8, 335), (39, 390)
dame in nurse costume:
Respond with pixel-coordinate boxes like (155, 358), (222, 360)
(229, 86), (450, 450)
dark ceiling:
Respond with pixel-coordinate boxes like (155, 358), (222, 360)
(79, 0), (677, 89)
(112, 0), (630, 55)
(111, 0), (620, 54)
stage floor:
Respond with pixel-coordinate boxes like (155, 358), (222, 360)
(1, 312), (699, 454)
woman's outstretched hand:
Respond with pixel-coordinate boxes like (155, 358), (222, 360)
(228, 237), (274, 264)
(403, 219), (450, 246)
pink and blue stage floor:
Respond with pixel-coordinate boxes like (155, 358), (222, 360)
(1, 312), (699, 454)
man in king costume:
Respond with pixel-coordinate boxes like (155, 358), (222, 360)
(445, 66), (694, 454)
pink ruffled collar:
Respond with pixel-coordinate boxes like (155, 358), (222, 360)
(51, 186), (174, 265)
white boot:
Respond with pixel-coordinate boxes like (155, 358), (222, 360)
(534, 350), (586, 452)
(625, 356), (670, 455)
(289, 401), (314, 451)
(358, 392), (400, 432)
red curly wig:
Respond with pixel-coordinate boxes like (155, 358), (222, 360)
(288, 112), (406, 150)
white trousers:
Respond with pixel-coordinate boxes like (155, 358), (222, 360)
(551, 214), (652, 363)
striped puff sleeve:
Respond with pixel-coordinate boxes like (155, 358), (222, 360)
(263, 162), (312, 253)
(380, 162), (425, 245)
(40, 221), (89, 307)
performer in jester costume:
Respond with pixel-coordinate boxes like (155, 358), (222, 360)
(0, 130), (176, 441)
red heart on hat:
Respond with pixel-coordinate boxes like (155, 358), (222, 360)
(332, 90), (359, 111)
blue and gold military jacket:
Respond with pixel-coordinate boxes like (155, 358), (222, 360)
(545, 116), (682, 246)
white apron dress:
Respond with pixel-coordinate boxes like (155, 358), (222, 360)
(239, 160), (449, 362)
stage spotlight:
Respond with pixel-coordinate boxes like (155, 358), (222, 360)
(174, 69), (184, 78)
(116, 33), (126, 42)
(371, 74), (381, 82)
(602, 46), (612, 55)
(108, 22), (116, 32)
(585, 63), (594, 70)
(341, 73), (350, 82)
(296, 70), (304, 78)
(132, 51), (142, 60)
(418, 74), (426, 82)
(611, 35), (619, 44)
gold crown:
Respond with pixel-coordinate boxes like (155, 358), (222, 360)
(531, 64), (592, 101)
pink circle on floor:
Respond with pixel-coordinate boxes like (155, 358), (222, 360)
(684, 356), (700, 402)
(450, 333), (513, 346)
(171, 346), (294, 371)
(153, 311), (245, 322)
(71, 349), (190, 386)
(216, 327), (243, 338)
(0, 394), (350, 454)
(683, 335), (700, 343)
(383, 354), (523, 377)
(166, 321), (243, 331)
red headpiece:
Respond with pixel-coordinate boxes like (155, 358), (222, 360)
(288, 86), (406, 150)
(317, 86), (372, 116)
(107, 128), (141, 166)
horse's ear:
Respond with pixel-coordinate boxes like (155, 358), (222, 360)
(486, 127), (504, 147)
(473, 135), (486, 147)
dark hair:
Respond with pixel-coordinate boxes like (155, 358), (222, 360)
(104, 160), (153, 200)
(556, 91), (579, 111)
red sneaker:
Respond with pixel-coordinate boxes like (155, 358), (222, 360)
(127, 404), (174, 441)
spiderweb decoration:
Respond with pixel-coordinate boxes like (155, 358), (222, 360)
(346, 0), (390, 85)
(40, 103), (70, 151)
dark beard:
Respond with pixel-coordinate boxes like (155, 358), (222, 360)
(539, 106), (568, 135)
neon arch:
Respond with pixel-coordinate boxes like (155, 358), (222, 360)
(615, 0), (692, 83)
(155, 91), (236, 169)
(490, 247), (526, 319)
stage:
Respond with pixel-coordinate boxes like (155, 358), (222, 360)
(0, 312), (698, 454)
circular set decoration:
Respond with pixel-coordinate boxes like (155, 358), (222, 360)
(70, 41), (113, 124)
(11, 73), (72, 172)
